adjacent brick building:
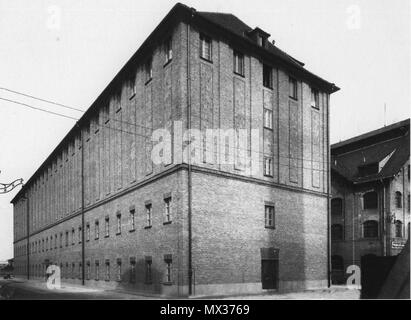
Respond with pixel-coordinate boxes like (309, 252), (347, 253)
(331, 119), (410, 284)
(12, 3), (339, 296)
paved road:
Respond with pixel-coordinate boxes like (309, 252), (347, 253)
(0, 279), (159, 300)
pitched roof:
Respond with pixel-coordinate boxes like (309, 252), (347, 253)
(331, 119), (410, 184)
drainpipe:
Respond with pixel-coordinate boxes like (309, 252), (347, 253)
(78, 124), (85, 285)
(186, 14), (193, 296)
(25, 195), (30, 280)
(326, 94), (331, 287)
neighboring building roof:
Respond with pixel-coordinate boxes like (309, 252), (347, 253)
(11, 3), (339, 204)
(331, 119), (410, 184)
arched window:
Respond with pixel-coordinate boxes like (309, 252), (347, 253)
(331, 224), (343, 240)
(331, 198), (343, 217)
(363, 191), (378, 209)
(395, 220), (403, 238)
(395, 192), (402, 209)
(363, 220), (378, 238)
(331, 255), (344, 271)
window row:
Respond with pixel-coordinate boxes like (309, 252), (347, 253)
(30, 255), (173, 284)
(29, 197), (172, 254)
(331, 220), (404, 240)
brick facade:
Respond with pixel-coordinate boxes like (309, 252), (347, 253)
(12, 4), (338, 296)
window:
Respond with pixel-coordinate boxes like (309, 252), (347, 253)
(263, 108), (273, 129)
(146, 204), (152, 228)
(71, 263), (75, 279)
(95, 220), (100, 239)
(395, 191), (402, 208)
(395, 221), (403, 238)
(264, 157), (273, 177)
(116, 259), (122, 282)
(164, 197), (172, 223)
(129, 257), (136, 283)
(289, 77), (297, 99)
(263, 64), (273, 89)
(363, 220), (378, 238)
(363, 191), (378, 209)
(71, 228), (75, 245)
(311, 88), (319, 109)
(233, 51), (244, 76)
(86, 261), (91, 280)
(105, 217), (110, 237)
(78, 262), (82, 279)
(164, 37), (172, 65)
(145, 257), (152, 283)
(65, 231), (69, 247)
(130, 209), (135, 231)
(46, 238), (48, 251)
(105, 260), (110, 281)
(265, 205), (275, 228)
(200, 34), (212, 61)
(145, 58), (152, 83)
(331, 224), (343, 240)
(331, 198), (343, 217)
(116, 213), (122, 235)
(95, 261), (100, 281)
(54, 234), (57, 249)
(59, 233), (62, 248)
(78, 226), (82, 244)
(86, 223), (90, 242)
(164, 255), (172, 283)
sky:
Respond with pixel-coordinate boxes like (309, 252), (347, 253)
(0, 0), (409, 260)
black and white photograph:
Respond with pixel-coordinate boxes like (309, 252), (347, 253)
(0, 0), (409, 308)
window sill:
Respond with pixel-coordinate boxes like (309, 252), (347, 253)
(129, 93), (136, 100)
(95, 238), (99, 241)
(162, 281), (174, 286)
(311, 105), (320, 110)
(289, 96), (298, 101)
(200, 56), (213, 64)
(263, 85), (273, 90)
(144, 226), (152, 230)
(264, 226), (275, 230)
(116, 232), (121, 236)
(145, 78), (152, 86)
(163, 59), (172, 68)
(163, 221), (172, 225)
(263, 174), (274, 178)
(129, 229), (136, 233)
(263, 126), (273, 131)
(104, 235), (109, 238)
(234, 71), (245, 78)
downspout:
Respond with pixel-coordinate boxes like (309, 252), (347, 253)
(26, 195), (30, 280)
(327, 93), (331, 287)
(186, 13), (193, 296)
(79, 124), (85, 285)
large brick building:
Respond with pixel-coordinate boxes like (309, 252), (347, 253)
(331, 119), (410, 284)
(12, 3), (339, 296)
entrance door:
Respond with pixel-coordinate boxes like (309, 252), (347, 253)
(261, 259), (278, 289)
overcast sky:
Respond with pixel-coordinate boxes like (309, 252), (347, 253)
(0, 0), (409, 260)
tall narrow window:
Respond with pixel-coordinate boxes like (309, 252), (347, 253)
(233, 51), (244, 76)
(86, 223), (90, 242)
(65, 231), (69, 247)
(289, 77), (297, 99)
(105, 217), (110, 237)
(71, 228), (75, 245)
(54, 234), (57, 249)
(116, 259), (122, 282)
(116, 213), (122, 235)
(130, 208), (135, 231)
(95, 220), (99, 240)
(265, 205), (275, 228)
(145, 257), (152, 283)
(95, 261), (100, 281)
(86, 261), (91, 280)
(331, 224), (343, 240)
(264, 157), (273, 177)
(164, 37), (172, 64)
(164, 197), (172, 224)
(395, 221), (403, 238)
(395, 192), (402, 208)
(130, 257), (136, 284)
(105, 260), (110, 281)
(78, 262), (82, 280)
(311, 88), (319, 109)
(164, 255), (172, 283)
(200, 34), (212, 61)
(146, 203), (152, 228)
(78, 226), (82, 244)
(60, 233), (63, 248)
(145, 58), (152, 83)
(363, 220), (378, 238)
(264, 108), (273, 129)
(263, 64), (273, 89)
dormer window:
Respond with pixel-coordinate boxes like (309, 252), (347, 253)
(258, 35), (265, 47)
(247, 27), (270, 48)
